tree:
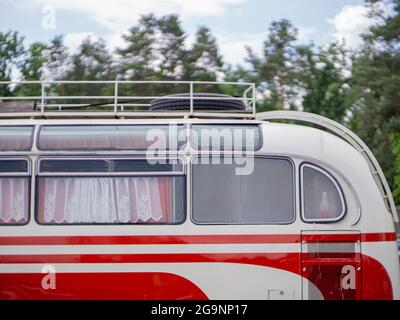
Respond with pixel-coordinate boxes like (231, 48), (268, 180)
(246, 19), (299, 111)
(41, 35), (71, 81)
(298, 43), (351, 123)
(117, 14), (158, 81)
(63, 37), (114, 104)
(15, 42), (48, 97)
(183, 26), (224, 86)
(348, 0), (400, 200)
(0, 30), (24, 96)
(393, 133), (400, 203)
(157, 14), (186, 81)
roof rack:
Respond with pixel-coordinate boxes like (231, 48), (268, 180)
(0, 80), (256, 119)
(257, 110), (399, 223)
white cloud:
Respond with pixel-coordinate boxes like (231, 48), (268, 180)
(216, 26), (316, 65)
(216, 32), (266, 65)
(64, 32), (97, 53)
(328, 4), (388, 48)
(297, 26), (318, 43)
(15, 0), (245, 33)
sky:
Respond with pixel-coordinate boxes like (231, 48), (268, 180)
(0, 0), (382, 65)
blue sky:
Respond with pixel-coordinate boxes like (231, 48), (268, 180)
(0, 0), (378, 64)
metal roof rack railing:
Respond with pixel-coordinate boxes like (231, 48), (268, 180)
(257, 110), (399, 223)
(0, 80), (256, 119)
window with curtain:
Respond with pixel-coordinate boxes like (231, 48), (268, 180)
(192, 157), (294, 224)
(0, 159), (30, 225)
(36, 159), (185, 225)
(301, 164), (346, 222)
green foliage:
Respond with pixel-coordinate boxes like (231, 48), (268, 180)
(157, 14), (186, 81)
(117, 14), (158, 82)
(348, 0), (400, 194)
(393, 134), (400, 204)
(183, 26), (224, 84)
(299, 43), (351, 123)
(246, 19), (300, 111)
(0, 30), (24, 96)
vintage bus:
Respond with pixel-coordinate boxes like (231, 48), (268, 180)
(0, 80), (398, 300)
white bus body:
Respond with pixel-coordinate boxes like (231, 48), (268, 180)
(0, 81), (398, 300)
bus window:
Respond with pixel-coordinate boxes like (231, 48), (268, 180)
(0, 159), (30, 225)
(0, 126), (34, 151)
(192, 157), (294, 224)
(300, 164), (346, 222)
(36, 158), (185, 225)
(38, 125), (186, 151)
(191, 124), (262, 151)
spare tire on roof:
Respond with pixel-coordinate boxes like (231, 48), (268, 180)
(150, 93), (246, 111)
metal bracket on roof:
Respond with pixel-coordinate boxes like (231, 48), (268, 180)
(257, 110), (399, 223)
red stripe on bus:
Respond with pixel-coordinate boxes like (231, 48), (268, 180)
(0, 252), (300, 267)
(0, 272), (209, 300)
(0, 252), (394, 300)
(361, 232), (397, 242)
(0, 232), (395, 246)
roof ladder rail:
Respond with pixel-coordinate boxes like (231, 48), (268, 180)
(257, 110), (399, 223)
(0, 80), (257, 119)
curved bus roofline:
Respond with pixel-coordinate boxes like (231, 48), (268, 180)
(257, 110), (399, 223)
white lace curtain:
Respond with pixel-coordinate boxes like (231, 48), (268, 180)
(37, 177), (172, 224)
(0, 178), (29, 224)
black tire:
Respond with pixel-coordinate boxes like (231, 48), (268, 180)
(150, 93), (246, 111)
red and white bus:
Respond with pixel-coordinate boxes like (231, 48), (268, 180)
(0, 81), (398, 300)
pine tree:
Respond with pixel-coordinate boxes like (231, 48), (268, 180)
(117, 14), (158, 81)
(246, 19), (299, 111)
(298, 43), (351, 123)
(15, 42), (48, 97)
(116, 14), (159, 101)
(183, 26), (224, 88)
(63, 37), (114, 105)
(41, 35), (71, 82)
(157, 14), (186, 81)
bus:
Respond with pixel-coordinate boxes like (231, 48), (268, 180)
(0, 80), (398, 300)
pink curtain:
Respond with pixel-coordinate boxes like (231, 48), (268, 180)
(37, 177), (173, 224)
(0, 178), (29, 224)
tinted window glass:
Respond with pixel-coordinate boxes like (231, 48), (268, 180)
(38, 125), (185, 150)
(0, 160), (28, 173)
(192, 158), (294, 224)
(191, 125), (261, 151)
(302, 165), (345, 221)
(40, 159), (181, 173)
(0, 126), (33, 151)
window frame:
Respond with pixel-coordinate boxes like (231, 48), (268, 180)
(0, 157), (31, 226)
(37, 124), (187, 151)
(0, 125), (35, 152)
(300, 163), (347, 224)
(35, 156), (187, 226)
(190, 155), (296, 226)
